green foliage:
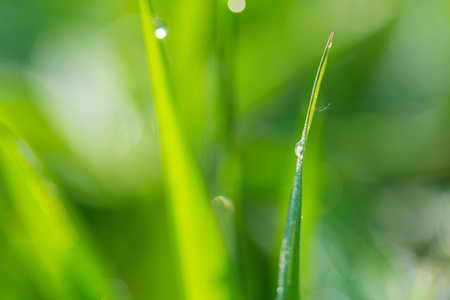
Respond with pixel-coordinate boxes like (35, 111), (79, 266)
(2, 0), (450, 299)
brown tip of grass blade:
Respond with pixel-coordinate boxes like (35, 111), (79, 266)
(327, 32), (334, 48)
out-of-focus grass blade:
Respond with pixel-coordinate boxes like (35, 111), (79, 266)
(212, 196), (237, 266)
(276, 32), (333, 300)
(171, 0), (213, 143)
(0, 123), (111, 299)
(138, 1), (232, 299)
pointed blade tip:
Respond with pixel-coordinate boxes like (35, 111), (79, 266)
(327, 32), (334, 48)
(327, 32), (334, 49)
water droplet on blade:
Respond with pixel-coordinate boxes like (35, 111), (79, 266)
(153, 17), (168, 39)
(155, 27), (167, 39)
(294, 140), (305, 158)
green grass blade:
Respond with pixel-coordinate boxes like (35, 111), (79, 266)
(212, 196), (237, 267)
(0, 124), (110, 299)
(302, 32), (334, 142)
(138, 1), (232, 299)
(276, 32), (334, 300)
(171, 0), (213, 143)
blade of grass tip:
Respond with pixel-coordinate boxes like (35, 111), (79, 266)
(276, 32), (333, 300)
(212, 196), (246, 300)
(302, 32), (333, 142)
(138, 1), (232, 299)
(212, 196), (237, 267)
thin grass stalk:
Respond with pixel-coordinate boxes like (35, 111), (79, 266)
(276, 33), (334, 300)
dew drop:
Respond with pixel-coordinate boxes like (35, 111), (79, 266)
(155, 27), (167, 39)
(294, 140), (305, 158)
(277, 287), (283, 293)
(153, 18), (168, 39)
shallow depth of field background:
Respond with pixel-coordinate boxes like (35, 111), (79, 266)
(1, 0), (450, 299)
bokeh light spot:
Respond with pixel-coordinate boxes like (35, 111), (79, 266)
(155, 27), (167, 39)
(228, 0), (246, 13)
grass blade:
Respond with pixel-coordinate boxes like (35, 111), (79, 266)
(276, 32), (334, 300)
(0, 124), (110, 299)
(212, 196), (237, 267)
(303, 32), (334, 142)
(138, 1), (232, 299)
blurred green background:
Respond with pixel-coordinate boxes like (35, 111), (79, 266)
(1, 0), (450, 299)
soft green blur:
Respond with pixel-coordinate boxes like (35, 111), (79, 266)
(1, 0), (450, 299)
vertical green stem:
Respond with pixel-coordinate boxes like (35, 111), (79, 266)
(276, 32), (333, 300)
